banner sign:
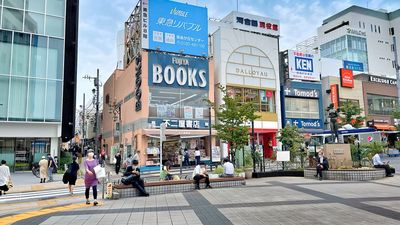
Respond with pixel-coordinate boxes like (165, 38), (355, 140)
(330, 84), (339, 109)
(285, 118), (323, 129)
(142, 0), (208, 57)
(369, 75), (397, 85)
(288, 50), (320, 81)
(343, 60), (364, 72)
(148, 52), (209, 89)
(149, 118), (209, 129)
(340, 68), (354, 88)
(283, 87), (319, 98)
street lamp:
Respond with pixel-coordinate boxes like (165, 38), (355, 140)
(209, 106), (213, 171)
(251, 120), (256, 173)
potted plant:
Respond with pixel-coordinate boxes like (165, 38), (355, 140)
(210, 166), (224, 178)
(235, 167), (245, 178)
(244, 152), (253, 179)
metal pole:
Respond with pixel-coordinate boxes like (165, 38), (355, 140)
(252, 120), (256, 173)
(393, 36), (400, 104)
(96, 69), (100, 156)
(82, 93), (85, 153)
(209, 107), (212, 171)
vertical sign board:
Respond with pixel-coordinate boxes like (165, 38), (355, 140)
(142, 0), (208, 57)
(288, 50), (320, 81)
(340, 68), (354, 88)
(330, 84), (339, 109)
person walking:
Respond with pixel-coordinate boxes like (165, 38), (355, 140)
(194, 147), (201, 165)
(184, 149), (190, 167)
(65, 156), (80, 195)
(84, 149), (99, 206)
(115, 151), (122, 175)
(47, 154), (57, 182)
(39, 156), (48, 183)
(0, 160), (11, 196)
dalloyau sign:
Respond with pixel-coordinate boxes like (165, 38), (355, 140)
(369, 75), (397, 85)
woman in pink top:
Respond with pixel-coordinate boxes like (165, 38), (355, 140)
(84, 149), (99, 206)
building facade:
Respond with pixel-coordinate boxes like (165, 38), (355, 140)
(211, 12), (281, 158)
(0, 0), (78, 170)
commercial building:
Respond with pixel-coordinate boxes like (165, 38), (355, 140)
(211, 11), (281, 158)
(0, 0), (79, 170)
(102, 0), (216, 166)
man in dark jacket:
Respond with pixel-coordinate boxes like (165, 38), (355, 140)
(115, 151), (122, 174)
(123, 160), (149, 196)
(315, 151), (329, 181)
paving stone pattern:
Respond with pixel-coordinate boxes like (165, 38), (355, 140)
(11, 176), (400, 225)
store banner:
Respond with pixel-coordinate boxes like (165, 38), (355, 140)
(285, 118), (323, 129)
(142, 0), (208, 57)
(288, 50), (320, 81)
(148, 52), (209, 89)
(330, 84), (339, 109)
(343, 60), (364, 72)
(340, 68), (354, 88)
(149, 118), (208, 129)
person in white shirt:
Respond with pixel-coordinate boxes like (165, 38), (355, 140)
(372, 151), (393, 177)
(194, 147), (201, 165)
(220, 158), (234, 177)
(133, 151), (140, 165)
(0, 160), (11, 196)
(192, 162), (211, 190)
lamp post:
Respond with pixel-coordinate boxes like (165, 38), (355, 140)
(209, 106), (213, 171)
(251, 120), (256, 173)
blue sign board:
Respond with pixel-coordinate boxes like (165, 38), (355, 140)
(142, 0), (208, 57)
(148, 52), (209, 90)
(343, 60), (364, 72)
(295, 57), (313, 73)
(148, 118), (209, 129)
(285, 118), (323, 129)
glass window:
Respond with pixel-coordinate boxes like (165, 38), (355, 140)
(0, 30), (12, 75)
(45, 80), (62, 121)
(45, 16), (64, 37)
(30, 35), (47, 77)
(9, 77), (27, 121)
(11, 32), (30, 76)
(4, 0), (24, 9)
(285, 97), (319, 119)
(47, 37), (63, 79)
(2, 8), (23, 31)
(25, 0), (45, 13)
(0, 76), (9, 120)
(24, 12), (44, 34)
(27, 78), (45, 121)
(46, 0), (65, 17)
(367, 94), (397, 115)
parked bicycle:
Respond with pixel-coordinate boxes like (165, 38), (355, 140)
(32, 162), (40, 178)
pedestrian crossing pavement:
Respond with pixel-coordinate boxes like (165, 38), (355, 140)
(0, 186), (86, 204)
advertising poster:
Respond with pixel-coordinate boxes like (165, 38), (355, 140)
(184, 106), (193, 119)
(142, 0), (208, 57)
(288, 50), (320, 81)
(330, 84), (339, 109)
(195, 107), (204, 118)
(212, 147), (221, 162)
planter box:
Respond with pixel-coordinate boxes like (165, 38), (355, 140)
(253, 170), (304, 178)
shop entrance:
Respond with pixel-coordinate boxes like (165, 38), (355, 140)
(162, 139), (180, 165)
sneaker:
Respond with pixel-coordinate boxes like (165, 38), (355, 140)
(86, 200), (90, 205)
(93, 201), (98, 206)
(195, 185), (200, 190)
(319, 177), (322, 181)
(205, 185), (212, 189)
(387, 174), (394, 177)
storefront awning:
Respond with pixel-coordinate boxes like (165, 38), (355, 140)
(373, 123), (397, 131)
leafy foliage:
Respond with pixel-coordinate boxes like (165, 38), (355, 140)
(350, 141), (387, 162)
(392, 108), (400, 130)
(206, 86), (260, 163)
(339, 101), (365, 128)
(277, 124), (304, 161)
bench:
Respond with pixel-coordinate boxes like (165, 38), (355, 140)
(112, 177), (246, 199)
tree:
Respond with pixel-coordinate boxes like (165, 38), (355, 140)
(207, 86), (260, 165)
(392, 108), (400, 130)
(339, 101), (365, 128)
(277, 124), (304, 162)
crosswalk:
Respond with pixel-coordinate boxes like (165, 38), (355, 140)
(0, 187), (86, 203)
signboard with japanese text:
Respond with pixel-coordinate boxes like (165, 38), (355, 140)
(343, 60), (364, 72)
(142, 0), (208, 57)
(222, 11), (280, 36)
(288, 50), (320, 81)
(330, 84), (339, 109)
(149, 118), (209, 129)
(340, 68), (354, 88)
(148, 52), (209, 89)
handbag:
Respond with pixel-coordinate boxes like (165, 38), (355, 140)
(7, 180), (13, 189)
(93, 165), (106, 179)
(121, 174), (137, 185)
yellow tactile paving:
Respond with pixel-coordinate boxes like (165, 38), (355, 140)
(0, 202), (100, 225)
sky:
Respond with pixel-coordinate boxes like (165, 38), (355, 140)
(76, 0), (400, 109)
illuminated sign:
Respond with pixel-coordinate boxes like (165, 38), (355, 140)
(330, 84), (339, 109)
(340, 68), (354, 88)
(284, 87), (319, 98)
(285, 118), (323, 129)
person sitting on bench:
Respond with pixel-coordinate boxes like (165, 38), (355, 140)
(219, 158), (234, 177)
(192, 162), (211, 190)
(372, 150), (393, 177)
(123, 160), (149, 196)
(315, 151), (329, 181)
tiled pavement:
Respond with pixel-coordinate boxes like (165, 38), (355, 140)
(7, 176), (400, 225)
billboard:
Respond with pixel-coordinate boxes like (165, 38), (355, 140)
(340, 68), (354, 88)
(141, 0), (208, 57)
(343, 60), (364, 72)
(148, 52), (209, 90)
(222, 11), (280, 36)
(288, 50), (320, 81)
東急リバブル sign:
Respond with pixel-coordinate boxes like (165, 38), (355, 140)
(148, 52), (209, 89)
(141, 0), (208, 57)
(343, 60), (364, 72)
(288, 50), (320, 81)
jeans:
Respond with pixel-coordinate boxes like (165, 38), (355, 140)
(48, 167), (54, 181)
(193, 174), (210, 188)
(115, 164), (121, 174)
(131, 179), (148, 196)
(85, 185), (97, 200)
(374, 165), (392, 176)
(195, 156), (200, 165)
(184, 157), (189, 166)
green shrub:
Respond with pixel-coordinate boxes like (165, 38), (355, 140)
(213, 166), (224, 175)
(234, 167), (244, 173)
(59, 151), (73, 172)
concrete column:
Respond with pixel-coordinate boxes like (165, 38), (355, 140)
(50, 137), (59, 157)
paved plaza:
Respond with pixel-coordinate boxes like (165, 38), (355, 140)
(3, 176), (400, 225)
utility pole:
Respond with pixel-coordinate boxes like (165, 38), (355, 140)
(83, 69), (101, 156)
(209, 107), (213, 171)
(81, 93), (85, 152)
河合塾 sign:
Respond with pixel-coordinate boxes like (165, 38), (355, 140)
(142, 0), (208, 57)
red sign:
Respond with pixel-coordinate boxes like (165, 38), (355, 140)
(330, 84), (339, 109)
(265, 90), (273, 98)
(340, 68), (354, 88)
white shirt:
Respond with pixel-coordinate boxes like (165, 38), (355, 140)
(195, 150), (201, 157)
(192, 165), (206, 178)
(372, 153), (383, 165)
(223, 162), (234, 175)
(0, 165), (11, 186)
(133, 153), (140, 161)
